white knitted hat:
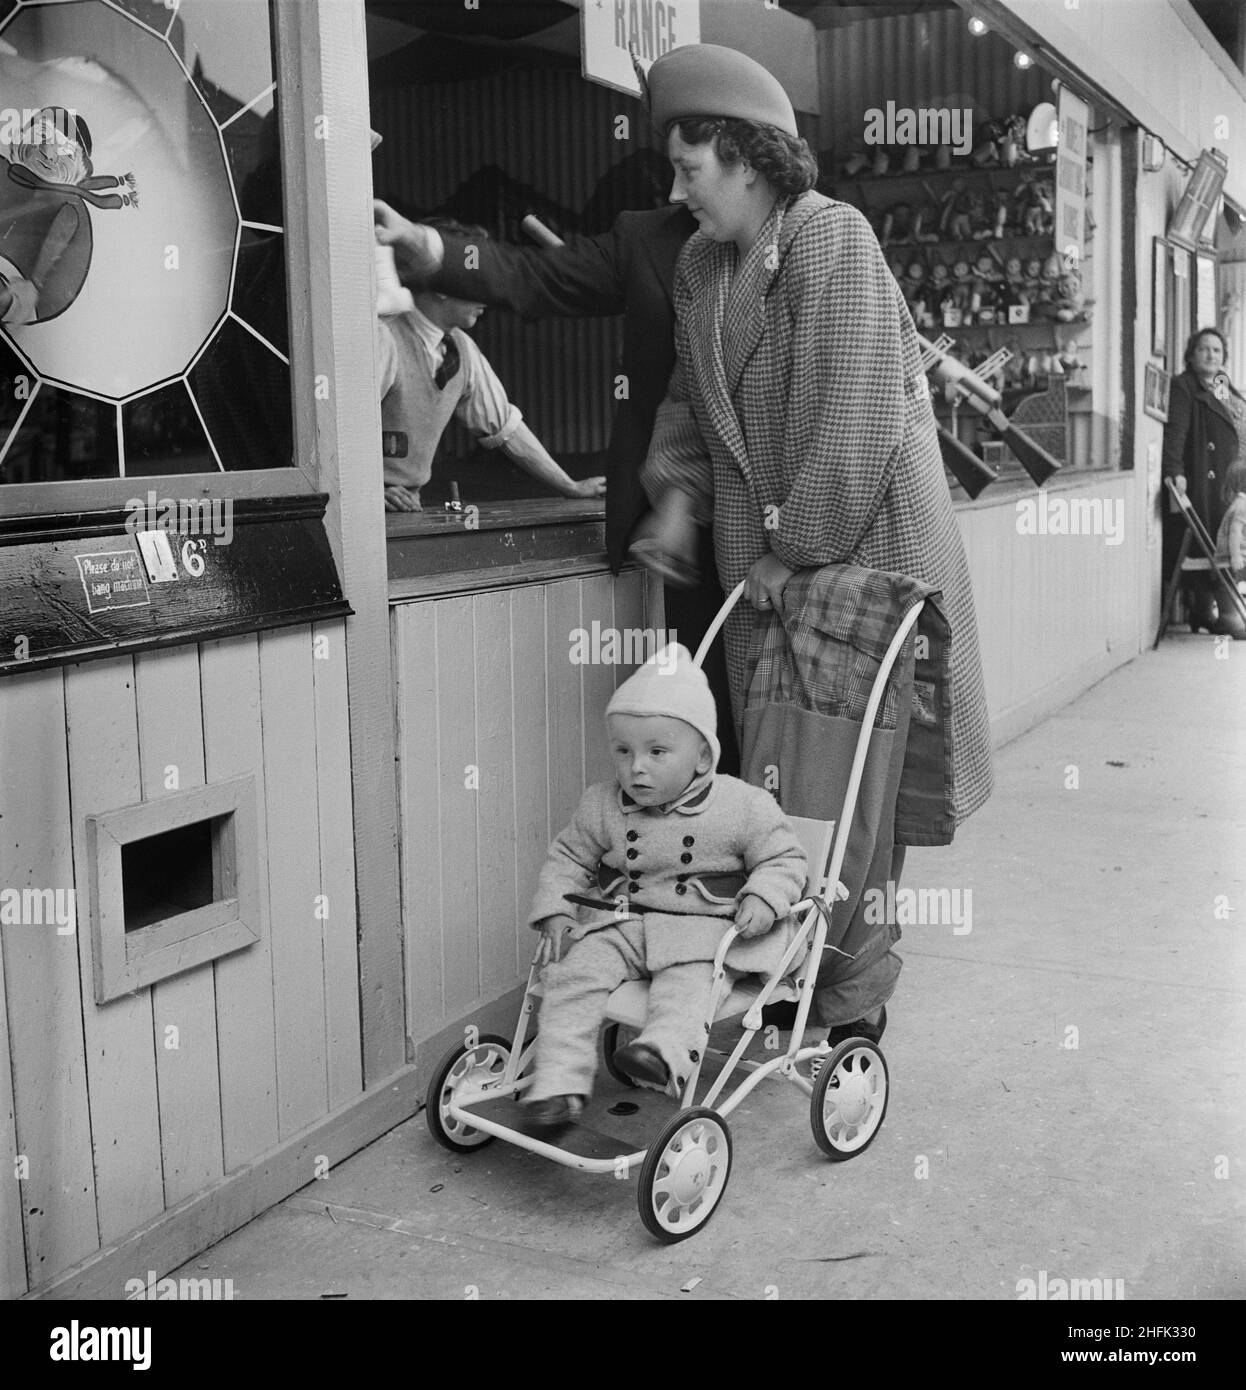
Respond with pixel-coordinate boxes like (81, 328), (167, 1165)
(605, 643), (719, 770)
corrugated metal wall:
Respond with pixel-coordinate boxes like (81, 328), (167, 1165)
(818, 8), (1050, 159)
(373, 70), (665, 460)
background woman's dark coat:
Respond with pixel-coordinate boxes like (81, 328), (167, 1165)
(1162, 369), (1241, 566)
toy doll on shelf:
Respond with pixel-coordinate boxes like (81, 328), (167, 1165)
(939, 178), (974, 241)
(1021, 178), (1055, 237)
(1036, 252), (1063, 312)
(999, 114), (1031, 167)
(949, 259), (975, 323)
(930, 260), (956, 324)
(1021, 256), (1045, 305)
(1059, 337), (1087, 387)
(970, 253), (1002, 324)
(1051, 267), (1087, 322)
(970, 119), (1005, 168)
(968, 191), (996, 240)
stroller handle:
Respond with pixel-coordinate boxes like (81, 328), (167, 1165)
(693, 581), (746, 669)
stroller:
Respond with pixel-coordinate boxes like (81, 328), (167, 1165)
(425, 577), (928, 1243)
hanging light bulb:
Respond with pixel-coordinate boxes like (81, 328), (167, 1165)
(968, 17), (988, 37)
(1014, 51), (1034, 70)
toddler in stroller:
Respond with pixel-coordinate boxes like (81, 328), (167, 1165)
(523, 641), (808, 1135)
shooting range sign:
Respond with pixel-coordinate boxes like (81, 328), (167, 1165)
(582, 0), (700, 96)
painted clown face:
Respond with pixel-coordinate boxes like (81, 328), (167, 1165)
(14, 110), (89, 186)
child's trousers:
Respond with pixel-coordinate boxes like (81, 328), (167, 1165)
(527, 918), (718, 1103)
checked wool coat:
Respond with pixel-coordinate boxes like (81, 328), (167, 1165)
(643, 191), (993, 828)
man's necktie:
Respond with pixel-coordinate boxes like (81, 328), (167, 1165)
(434, 334), (460, 389)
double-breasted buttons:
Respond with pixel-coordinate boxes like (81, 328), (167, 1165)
(626, 830), (638, 842)
(675, 884), (687, 895)
(626, 848), (638, 860)
(680, 852), (692, 864)
(682, 836), (695, 846)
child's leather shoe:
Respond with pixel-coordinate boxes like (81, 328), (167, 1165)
(613, 1041), (670, 1087)
(522, 1095), (583, 1137)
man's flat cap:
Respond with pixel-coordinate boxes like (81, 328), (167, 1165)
(648, 43), (797, 138)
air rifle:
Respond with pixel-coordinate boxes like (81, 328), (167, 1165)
(918, 332), (1063, 487)
(935, 422), (998, 499)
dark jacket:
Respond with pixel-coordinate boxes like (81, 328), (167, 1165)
(430, 206), (696, 570)
(1162, 369), (1243, 538)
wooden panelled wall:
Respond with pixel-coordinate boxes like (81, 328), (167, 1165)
(0, 622), (361, 1298)
(392, 569), (653, 1047)
(957, 475), (1142, 740)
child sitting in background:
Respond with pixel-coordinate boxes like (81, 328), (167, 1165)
(1213, 458), (1246, 638)
(523, 643), (807, 1135)
(1214, 458), (1246, 580)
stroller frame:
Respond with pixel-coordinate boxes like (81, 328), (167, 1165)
(426, 582), (925, 1242)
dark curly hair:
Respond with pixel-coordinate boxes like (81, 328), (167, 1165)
(669, 117), (818, 199)
(1184, 326), (1228, 373)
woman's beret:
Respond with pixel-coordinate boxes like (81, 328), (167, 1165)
(647, 43), (797, 138)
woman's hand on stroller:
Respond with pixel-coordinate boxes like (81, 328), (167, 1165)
(744, 552), (795, 614)
(537, 913), (576, 966)
(734, 894), (776, 939)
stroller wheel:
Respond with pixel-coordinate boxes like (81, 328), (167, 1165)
(425, 1034), (511, 1153)
(602, 1023), (640, 1088)
(810, 1039), (889, 1161)
(638, 1107), (732, 1243)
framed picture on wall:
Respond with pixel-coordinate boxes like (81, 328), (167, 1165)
(1144, 361), (1171, 422)
(1152, 237), (1168, 359)
(1195, 252), (1217, 330)
(1171, 244), (1192, 366)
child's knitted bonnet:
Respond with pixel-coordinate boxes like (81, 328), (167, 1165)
(605, 642), (720, 770)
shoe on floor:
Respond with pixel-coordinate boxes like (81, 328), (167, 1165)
(613, 1040), (670, 1087)
(522, 1094), (584, 1137)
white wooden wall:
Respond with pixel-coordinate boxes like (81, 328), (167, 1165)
(392, 569), (653, 1048)
(958, 474), (1146, 745)
(0, 621), (361, 1297)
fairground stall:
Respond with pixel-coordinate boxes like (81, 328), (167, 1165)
(1, 0), (1242, 1298)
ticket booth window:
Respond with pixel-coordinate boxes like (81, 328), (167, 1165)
(0, 0), (294, 488)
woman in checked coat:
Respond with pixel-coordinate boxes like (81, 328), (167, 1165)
(636, 45), (994, 834)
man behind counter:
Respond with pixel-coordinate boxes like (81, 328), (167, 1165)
(373, 198), (739, 772)
(375, 216), (605, 513)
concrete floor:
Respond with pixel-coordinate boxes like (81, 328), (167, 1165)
(175, 636), (1246, 1300)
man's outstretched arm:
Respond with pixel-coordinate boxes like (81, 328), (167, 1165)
(374, 200), (626, 321)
